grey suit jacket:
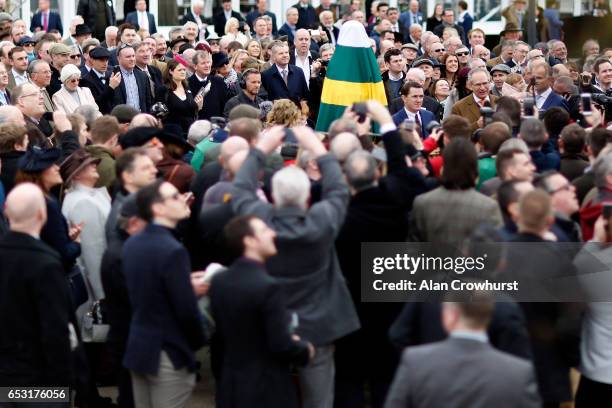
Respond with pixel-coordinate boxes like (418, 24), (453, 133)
(231, 148), (360, 346)
(410, 187), (503, 248)
(385, 337), (541, 408)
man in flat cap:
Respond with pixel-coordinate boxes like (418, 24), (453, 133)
(80, 47), (122, 114)
(47, 43), (71, 95)
(491, 64), (511, 97)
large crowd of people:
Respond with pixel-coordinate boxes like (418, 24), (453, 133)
(0, 0), (611, 407)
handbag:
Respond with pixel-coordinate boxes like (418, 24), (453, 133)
(81, 300), (110, 343)
(80, 267), (110, 343)
(67, 264), (88, 309)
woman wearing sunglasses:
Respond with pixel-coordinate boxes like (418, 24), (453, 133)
(52, 63), (98, 114)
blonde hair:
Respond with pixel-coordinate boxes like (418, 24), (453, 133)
(266, 99), (302, 127)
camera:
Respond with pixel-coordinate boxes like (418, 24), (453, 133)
(320, 59), (329, 67)
(592, 91), (612, 109)
(151, 102), (169, 120)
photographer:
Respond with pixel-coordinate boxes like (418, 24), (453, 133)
(308, 43), (334, 122)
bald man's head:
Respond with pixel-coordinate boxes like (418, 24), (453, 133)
(220, 136), (249, 166)
(227, 149), (248, 177)
(0, 105), (25, 126)
(4, 183), (47, 235)
(330, 132), (362, 163)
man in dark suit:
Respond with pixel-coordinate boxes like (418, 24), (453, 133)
(451, 67), (498, 134)
(13, 83), (54, 139)
(392, 82), (435, 138)
(112, 45), (153, 113)
(133, 41), (162, 99)
(80, 47), (121, 114)
(385, 290), (541, 408)
(188, 50), (230, 120)
(210, 215), (314, 408)
(76, 0), (116, 41)
(319, 10), (339, 46)
(293, 0), (317, 29)
(0, 183), (72, 387)
(432, 9), (466, 44)
(214, 0), (244, 37)
(246, 0), (278, 35)
(261, 42), (309, 104)
(335, 102), (427, 408)
(458, 1), (473, 35)
(231, 126), (359, 408)
(532, 62), (569, 113)
(289, 29), (319, 83)
(278, 7), (299, 43)
(399, 0), (423, 32)
(30, 0), (63, 35)
(125, 0), (157, 35)
(122, 180), (206, 407)
(180, 0), (204, 25)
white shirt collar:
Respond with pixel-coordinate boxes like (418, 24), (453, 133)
(275, 64), (288, 73)
(537, 87), (552, 100)
(388, 71), (403, 81)
(294, 49), (311, 59)
(195, 73), (208, 82)
(12, 68), (26, 79)
(403, 107), (420, 120)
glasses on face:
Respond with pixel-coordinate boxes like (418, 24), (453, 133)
(22, 43), (34, 48)
(67, 78), (80, 83)
(70, 54), (81, 60)
(455, 51), (469, 56)
(433, 48), (445, 53)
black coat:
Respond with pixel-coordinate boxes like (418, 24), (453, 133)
(213, 10), (244, 37)
(210, 257), (310, 408)
(188, 74), (230, 120)
(76, 0), (116, 40)
(223, 89), (264, 118)
(334, 130), (427, 404)
(47, 64), (62, 96)
(293, 3), (317, 29)
(122, 224), (205, 375)
(41, 196), (81, 273)
(261, 64), (309, 103)
(389, 94), (443, 121)
(0, 150), (24, 193)
(0, 231), (72, 386)
(100, 231), (131, 356)
(388, 300), (533, 361)
(80, 69), (115, 114)
(112, 68), (153, 113)
(157, 86), (198, 135)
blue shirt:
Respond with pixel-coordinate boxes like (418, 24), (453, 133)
(0, 90), (8, 105)
(120, 67), (140, 110)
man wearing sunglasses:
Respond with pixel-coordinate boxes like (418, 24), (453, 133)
(534, 171), (580, 242)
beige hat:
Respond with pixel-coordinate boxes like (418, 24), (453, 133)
(60, 63), (81, 83)
(49, 43), (72, 56)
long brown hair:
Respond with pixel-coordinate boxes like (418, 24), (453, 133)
(15, 170), (50, 194)
(163, 59), (188, 91)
